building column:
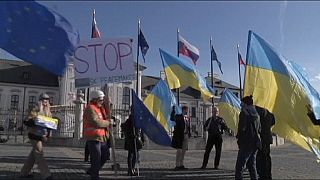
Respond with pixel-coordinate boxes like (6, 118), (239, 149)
(73, 90), (86, 139)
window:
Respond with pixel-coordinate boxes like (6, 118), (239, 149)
(122, 87), (130, 105)
(191, 107), (196, 117)
(215, 90), (219, 96)
(10, 95), (19, 110)
(28, 96), (37, 110)
(22, 72), (31, 80)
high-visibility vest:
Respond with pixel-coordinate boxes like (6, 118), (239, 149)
(83, 104), (109, 138)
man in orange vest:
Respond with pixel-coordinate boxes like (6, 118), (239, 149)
(83, 90), (111, 180)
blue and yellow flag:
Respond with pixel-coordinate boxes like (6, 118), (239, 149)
(218, 88), (241, 134)
(144, 79), (180, 132)
(244, 30), (320, 161)
(132, 90), (172, 147)
(0, 2), (78, 76)
(159, 48), (214, 101)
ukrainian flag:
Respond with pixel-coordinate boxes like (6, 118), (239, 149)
(159, 49), (214, 101)
(218, 88), (241, 134)
(244, 31), (320, 161)
(144, 79), (180, 132)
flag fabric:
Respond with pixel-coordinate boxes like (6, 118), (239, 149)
(0, 1), (78, 76)
(91, 9), (101, 38)
(159, 48), (214, 101)
(244, 30), (320, 161)
(144, 79), (181, 132)
(211, 46), (223, 74)
(238, 51), (246, 66)
(218, 88), (241, 134)
(139, 29), (149, 63)
(178, 34), (200, 65)
(132, 89), (172, 147)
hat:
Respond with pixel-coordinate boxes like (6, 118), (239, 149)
(90, 90), (105, 100)
(241, 95), (253, 105)
(39, 93), (50, 100)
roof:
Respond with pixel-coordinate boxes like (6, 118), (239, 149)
(141, 75), (240, 99)
(0, 59), (59, 87)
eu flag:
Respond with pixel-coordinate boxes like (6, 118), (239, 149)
(139, 29), (149, 63)
(132, 89), (172, 147)
(0, 1), (79, 76)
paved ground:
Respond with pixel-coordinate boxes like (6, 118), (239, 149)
(0, 141), (319, 179)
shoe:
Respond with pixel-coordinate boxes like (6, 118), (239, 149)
(127, 170), (137, 176)
(19, 174), (34, 178)
(200, 166), (206, 169)
(214, 166), (219, 170)
(173, 166), (180, 171)
(179, 166), (188, 170)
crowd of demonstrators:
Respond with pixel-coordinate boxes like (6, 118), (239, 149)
(20, 93), (53, 180)
(82, 90), (112, 180)
(19, 90), (276, 180)
(121, 106), (145, 176)
(170, 106), (191, 170)
(201, 106), (229, 170)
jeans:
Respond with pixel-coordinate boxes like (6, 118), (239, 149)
(87, 140), (109, 180)
(235, 147), (258, 180)
(127, 149), (140, 173)
(257, 143), (272, 179)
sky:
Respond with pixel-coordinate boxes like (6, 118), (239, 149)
(2, 1), (320, 92)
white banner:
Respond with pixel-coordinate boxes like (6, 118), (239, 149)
(73, 38), (136, 88)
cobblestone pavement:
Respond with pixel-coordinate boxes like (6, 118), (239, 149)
(0, 142), (319, 179)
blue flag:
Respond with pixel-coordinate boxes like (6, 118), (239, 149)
(132, 89), (172, 147)
(211, 46), (223, 74)
(0, 1), (79, 76)
(139, 29), (149, 63)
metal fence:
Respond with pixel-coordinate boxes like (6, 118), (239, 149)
(0, 105), (209, 141)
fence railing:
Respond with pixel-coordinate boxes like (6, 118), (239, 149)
(0, 105), (209, 141)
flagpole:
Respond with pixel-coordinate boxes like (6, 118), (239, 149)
(237, 44), (243, 99)
(210, 37), (215, 111)
(86, 9), (96, 104)
(133, 19), (140, 176)
(176, 28), (180, 105)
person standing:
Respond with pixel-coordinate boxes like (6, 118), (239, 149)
(171, 106), (191, 170)
(121, 107), (144, 176)
(83, 90), (111, 180)
(255, 106), (275, 180)
(20, 93), (53, 180)
(235, 95), (262, 180)
(200, 106), (229, 169)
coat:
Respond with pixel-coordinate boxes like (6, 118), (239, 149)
(122, 115), (144, 151)
(255, 106), (275, 145)
(170, 112), (191, 149)
(236, 105), (262, 150)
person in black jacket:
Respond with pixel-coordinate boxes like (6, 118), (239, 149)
(200, 106), (228, 169)
(255, 106), (275, 180)
(235, 95), (261, 180)
(121, 108), (144, 176)
(171, 106), (191, 170)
